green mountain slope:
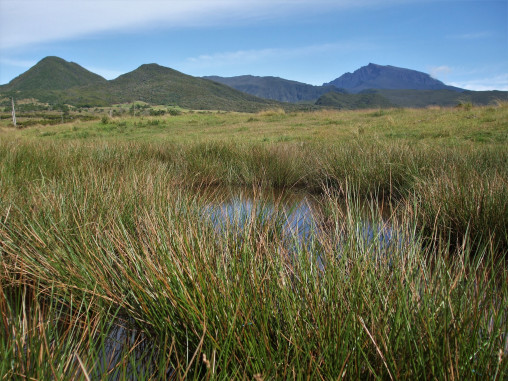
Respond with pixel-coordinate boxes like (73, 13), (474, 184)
(315, 91), (394, 109)
(367, 89), (508, 108)
(0, 56), (107, 91)
(106, 64), (279, 111)
(315, 88), (508, 109)
(203, 75), (339, 103)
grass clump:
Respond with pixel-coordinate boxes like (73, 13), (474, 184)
(257, 107), (286, 116)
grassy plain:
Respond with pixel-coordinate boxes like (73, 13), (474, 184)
(3, 103), (507, 144)
(1, 104), (507, 379)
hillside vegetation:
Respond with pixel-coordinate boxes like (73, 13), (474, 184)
(106, 64), (280, 111)
(369, 88), (508, 108)
(315, 91), (395, 109)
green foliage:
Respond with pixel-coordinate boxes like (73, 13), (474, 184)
(149, 108), (166, 116)
(168, 108), (182, 116)
(316, 91), (395, 109)
(457, 100), (473, 110)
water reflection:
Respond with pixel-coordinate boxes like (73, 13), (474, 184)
(92, 320), (173, 380)
(203, 187), (317, 243)
(200, 186), (402, 257)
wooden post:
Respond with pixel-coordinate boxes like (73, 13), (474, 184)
(11, 98), (17, 127)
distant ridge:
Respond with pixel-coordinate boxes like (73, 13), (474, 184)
(1, 56), (107, 91)
(325, 63), (463, 93)
(2, 56), (507, 110)
(203, 75), (340, 103)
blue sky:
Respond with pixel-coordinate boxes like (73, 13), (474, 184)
(0, 0), (506, 90)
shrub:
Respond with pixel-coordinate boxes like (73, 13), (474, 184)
(168, 108), (182, 116)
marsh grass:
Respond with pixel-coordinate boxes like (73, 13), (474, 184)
(1, 178), (506, 379)
(1, 104), (507, 378)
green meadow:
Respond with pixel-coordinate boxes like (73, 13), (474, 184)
(1, 103), (507, 379)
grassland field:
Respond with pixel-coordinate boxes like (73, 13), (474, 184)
(0, 103), (507, 379)
(2, 102), (507, 144)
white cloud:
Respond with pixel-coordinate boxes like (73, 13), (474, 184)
(187, 48), (279, 66)
(0, 0), (421, 50)
(0, 58), (37, 69)
(429, 65), (452, 79)
(450, 74), (508, 91)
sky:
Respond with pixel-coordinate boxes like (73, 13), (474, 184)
(0, 0), (507, 90)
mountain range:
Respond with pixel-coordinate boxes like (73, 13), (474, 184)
(0, 56), (280, 111)
(1, 56), (507, 110)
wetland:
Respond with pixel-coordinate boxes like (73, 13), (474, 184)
(1, 104), (507, 379)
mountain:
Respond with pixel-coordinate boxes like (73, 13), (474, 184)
(203, 75), (340, 103)
(325, 63), (463, 93)
(0, 56), (107, 91)
(105, 64), (278, 111)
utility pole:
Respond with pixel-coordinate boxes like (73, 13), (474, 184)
(11, 98), (17, 127)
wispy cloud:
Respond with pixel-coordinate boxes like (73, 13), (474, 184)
(184, 42), (373, 69)
(429, 65), (452, 79)
(447, 31), (493, 40)
(0, 58), (37, 69)
(0, 0), (420, 50)
(187, 48), (280, 67)
(450, 74), (508, 91)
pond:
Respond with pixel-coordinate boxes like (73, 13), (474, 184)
(201, 186), (404, 259)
